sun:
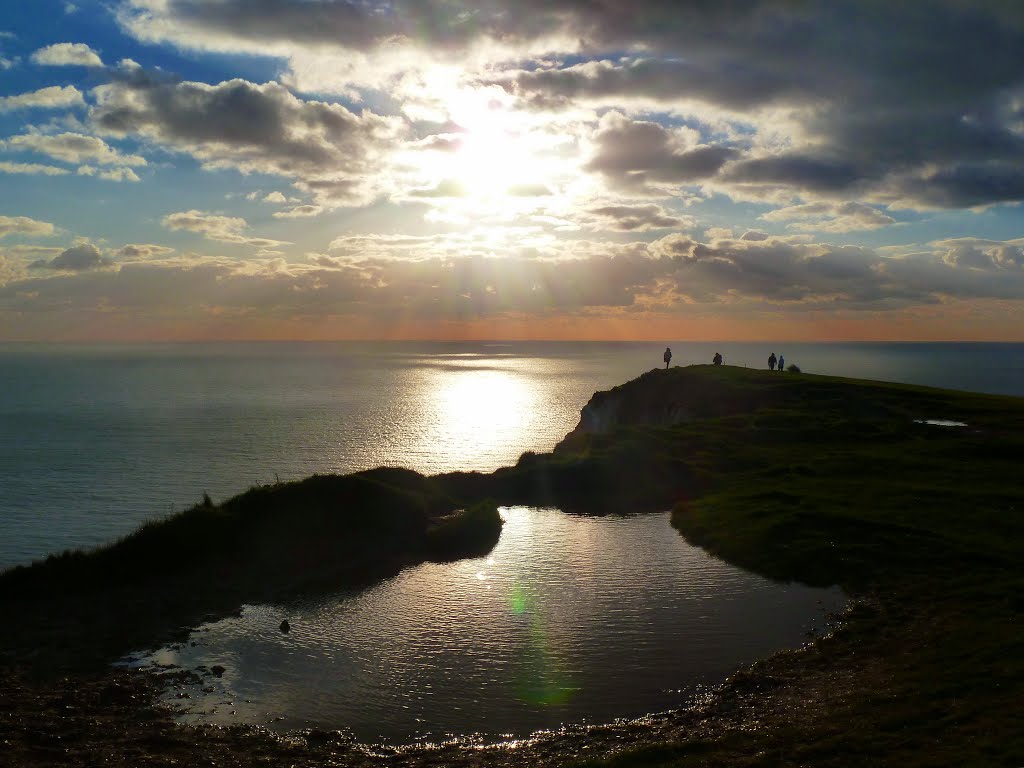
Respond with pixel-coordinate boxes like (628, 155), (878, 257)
(448, 115), (540, 197)
(404, 81), (570, 207)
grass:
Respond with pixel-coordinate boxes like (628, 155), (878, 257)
(2, 364), (1022, 765)
(549, 366), (1024, 766)
(0, 467), (501, 673)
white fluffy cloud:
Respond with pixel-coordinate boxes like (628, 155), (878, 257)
(0, 85), (85, 112)
(76, 165), (141, 182)
(0, 161), (71, 176)
(30, 42), (104, 68)
(0, 215), (55, 239)
(162, 210), (290, 248)
(3, 133), (146, 166)
(273, 205), (323, 219)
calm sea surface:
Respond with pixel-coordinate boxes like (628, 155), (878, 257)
(1, 340), (1022, 570)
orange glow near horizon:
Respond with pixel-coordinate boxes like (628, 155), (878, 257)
(2, 300), (1024, 342)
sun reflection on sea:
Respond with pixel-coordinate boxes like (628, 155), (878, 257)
(437, 369), (535, 435)
(404, 362), (541, 470)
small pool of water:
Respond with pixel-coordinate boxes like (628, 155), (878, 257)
(133, 507), (844, 743)
(914, 419), (968, 427)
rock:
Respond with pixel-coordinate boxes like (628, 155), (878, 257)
(210, 665), (225, 677)
(279, 620), (290, 633)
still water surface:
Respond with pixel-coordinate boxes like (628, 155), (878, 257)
(139, 507), (844, 743)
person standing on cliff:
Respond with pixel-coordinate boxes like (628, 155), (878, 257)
(778, 354), (785, 372)
(768, 352), (777, 370)
(664, 347), (672, 369)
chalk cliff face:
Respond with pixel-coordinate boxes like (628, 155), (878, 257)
(554, 364), (794, 453)
(558, 369), (694, 448)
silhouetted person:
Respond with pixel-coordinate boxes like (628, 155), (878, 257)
(778, 355), (785, 371)
(768, 352), (777, 371)
(663, 347), (672, 368)
(713, 352), (722, 365)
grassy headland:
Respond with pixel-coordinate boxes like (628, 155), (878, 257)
(557, 366), (1024, 767)
(2, 364), (1022, 766)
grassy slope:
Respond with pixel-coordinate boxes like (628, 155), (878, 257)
(555, 367), (1024, 767)
(0, 467), (501, 674)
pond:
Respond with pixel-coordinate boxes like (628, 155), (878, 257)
(135, 507), (845, 743)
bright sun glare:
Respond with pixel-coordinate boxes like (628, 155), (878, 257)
(449, 117), (538, 196)
(406, 76), (577, 208)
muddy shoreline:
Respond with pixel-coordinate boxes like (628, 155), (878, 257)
(1, 600), (867, 767)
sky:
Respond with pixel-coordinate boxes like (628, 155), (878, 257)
(1, 1), (1024, 341)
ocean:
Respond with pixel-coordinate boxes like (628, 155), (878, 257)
(2, 340), (1022, 571)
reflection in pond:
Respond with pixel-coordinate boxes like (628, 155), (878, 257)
(914, 419), (968, 427)
(136, 507), (844, 743)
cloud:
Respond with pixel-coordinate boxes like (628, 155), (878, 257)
(272, 204), (323, 218)
(107, 2), (1024, 209)
(931, 237), (1024, 270)
(115, 243), (175, 259)
(585, 203), (693, 232)
(4, 132), (146, 166)
(0, 161), (71, 176)
(0, 85), (86, 112)
(30, 42), (104, 68)
(262, 191), (287, 203)
(92, 74), (401, 207)
(79, 165), (142, 182)
(506, 183), (552, 197)
(3, 232), (1024, 338)
(0, 215), (55, 239)
(585, 111), (739, 193)
(408, 179), (468, 198)
(30, 242), (112, 270)
(162, 209), (290, 248)
(761, 202), (897, 233)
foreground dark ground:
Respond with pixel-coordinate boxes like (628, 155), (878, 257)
(2, 365), (1022, 766)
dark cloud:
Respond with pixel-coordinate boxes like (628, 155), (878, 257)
(30, 243), (112, 270)
(585, 112), (740, 193)
(586, 204), (691, 231)
(722, 155), (863, 194)
(500, 57), (810, 112)
(91, 75), (400, 206)
(883, 163), (1024, 209)
(111, 1), (1024, 207)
